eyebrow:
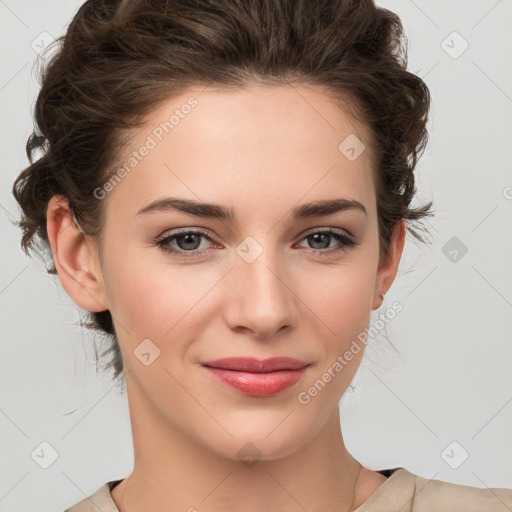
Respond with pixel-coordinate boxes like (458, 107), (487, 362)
(136, 197), (367, 220)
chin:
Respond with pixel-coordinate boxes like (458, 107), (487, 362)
(203, 417), (320, 463)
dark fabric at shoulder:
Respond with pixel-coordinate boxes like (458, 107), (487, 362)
(377, 468), (398, 478)
(108, 479), (123, 491)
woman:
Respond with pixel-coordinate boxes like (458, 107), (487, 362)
(12, 0), (512, 510)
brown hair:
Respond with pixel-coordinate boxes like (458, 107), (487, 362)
(12, 0), (434, 384)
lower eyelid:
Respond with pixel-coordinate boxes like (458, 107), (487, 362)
(158, 232), (214, 250)
(299, 229), (355, 243)
(155, 229), (356, 255)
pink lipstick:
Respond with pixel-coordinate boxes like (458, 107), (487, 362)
(201, 357), (309, 397)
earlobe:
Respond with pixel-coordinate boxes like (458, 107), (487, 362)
(46, 195), (108, 312)
(372, 219), (406, 310)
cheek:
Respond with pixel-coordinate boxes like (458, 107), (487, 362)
(298, 259), (375, 338)
(103, 251), (221, 345)
(294, 258), (376, 400)
(295, 267), (373, 411)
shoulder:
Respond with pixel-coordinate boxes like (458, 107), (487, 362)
(365, 468), (512, 512)
(356, 468), (512, 511)
(63, 482), (119, 512)
(411, 470), (512, 512)
(62, 471), (512, 512)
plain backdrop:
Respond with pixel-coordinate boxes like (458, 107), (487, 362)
(1, 1), (511, 511)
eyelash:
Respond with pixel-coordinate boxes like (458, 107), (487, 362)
(153, 228), (358, 258)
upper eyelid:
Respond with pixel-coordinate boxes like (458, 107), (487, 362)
(158, 228), (216, 244)
(158, 226), (354, 245)
(299, 226), (353, 238)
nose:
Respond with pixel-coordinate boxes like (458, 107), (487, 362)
(222, 249), (298, 339)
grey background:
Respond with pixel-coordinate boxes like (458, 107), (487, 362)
(1, 1), (511, 511)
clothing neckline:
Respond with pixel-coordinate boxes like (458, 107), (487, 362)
(107, 467), (402, 505)
(108, 468), (398, 489)
(352, 467), (409, 511)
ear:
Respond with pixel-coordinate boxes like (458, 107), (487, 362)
(372, 219), (406, 310)
(46, 195), (108, 312)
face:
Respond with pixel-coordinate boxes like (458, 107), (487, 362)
(49, 83), (405, 462)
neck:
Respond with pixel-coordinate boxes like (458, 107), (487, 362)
(111, 376), (367, 512)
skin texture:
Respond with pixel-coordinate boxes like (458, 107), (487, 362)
(46, 84), (405, 512)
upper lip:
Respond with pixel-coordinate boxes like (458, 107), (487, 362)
(201, 357), (309, 373)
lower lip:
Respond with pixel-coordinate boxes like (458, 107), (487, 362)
(202, 366), (308, 397)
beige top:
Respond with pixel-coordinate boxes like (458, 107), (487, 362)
(64, 467), (512, 512)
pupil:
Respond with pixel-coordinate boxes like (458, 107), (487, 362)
(310, 233), (329, 249)
(178, 233), (201, 250)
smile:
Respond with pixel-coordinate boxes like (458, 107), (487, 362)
(200, 357), (310, 397)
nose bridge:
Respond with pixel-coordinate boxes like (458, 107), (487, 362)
(225, 241), (296, 337)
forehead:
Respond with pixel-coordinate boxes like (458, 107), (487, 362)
(105, 83), (376, 219)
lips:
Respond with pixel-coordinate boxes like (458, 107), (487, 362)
(201, 357), (309, 372)
(200, 357), (310, 397)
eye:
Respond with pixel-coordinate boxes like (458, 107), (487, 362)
(154, 229), (216, 257)
(295, 228), (357, 253)
(153, 227), (358, 258)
